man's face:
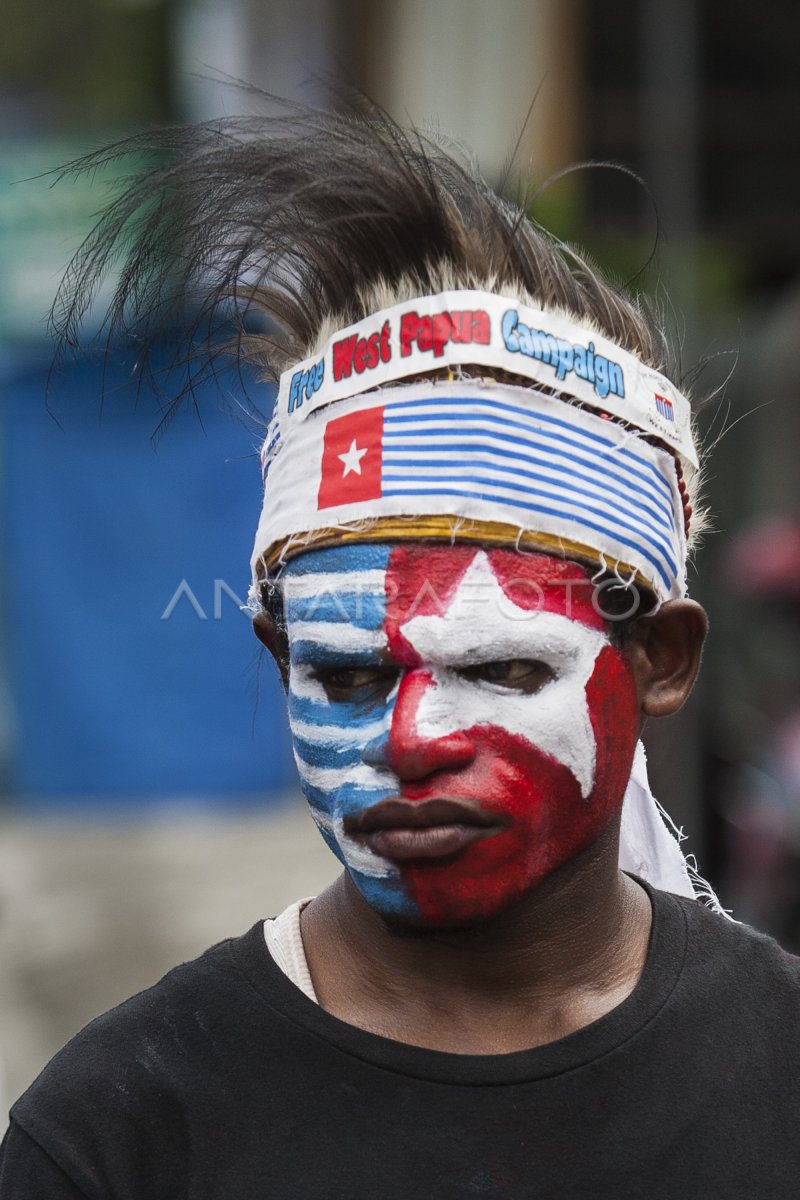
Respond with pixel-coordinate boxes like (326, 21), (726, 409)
(280, 542), (640, 927)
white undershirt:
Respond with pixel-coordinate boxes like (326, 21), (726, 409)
(263, 899), (319, 1003)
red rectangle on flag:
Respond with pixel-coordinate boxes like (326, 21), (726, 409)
(317, 406), (384, 510)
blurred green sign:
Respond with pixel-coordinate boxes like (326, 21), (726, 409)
(0, 138), (130, 346)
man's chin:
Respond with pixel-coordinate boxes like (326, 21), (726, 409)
(363, 888), (528, 939)
(378, 911), (498, 939)
(349, 881), (492, 937)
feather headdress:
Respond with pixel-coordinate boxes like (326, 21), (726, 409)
(51, 99), (676, 417)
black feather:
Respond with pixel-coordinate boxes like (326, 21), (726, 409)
(49, 95), (668, 431)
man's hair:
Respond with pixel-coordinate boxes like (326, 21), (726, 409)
(52, 96), (704, 533)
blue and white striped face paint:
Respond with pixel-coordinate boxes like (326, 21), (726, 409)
(278, 541), (640, 927)
(281, 543), (412, 916)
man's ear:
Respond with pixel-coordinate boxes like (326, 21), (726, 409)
(625, 599), (708, 717)
(253, 612), (289, 689)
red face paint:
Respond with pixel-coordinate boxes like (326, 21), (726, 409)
(381, 545), (639, 925)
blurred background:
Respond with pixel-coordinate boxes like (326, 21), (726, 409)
(2, 0), (800, 1110)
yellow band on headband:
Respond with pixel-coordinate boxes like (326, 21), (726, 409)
(254, 514), (652, 594)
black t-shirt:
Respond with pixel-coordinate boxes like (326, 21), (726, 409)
(2, 884), (799, 1199)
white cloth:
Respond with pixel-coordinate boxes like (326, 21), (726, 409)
(263, 899), (318, 1003)
(619, 741), (698, 898)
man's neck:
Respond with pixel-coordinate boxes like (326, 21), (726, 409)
(300, 829), (653, 1055)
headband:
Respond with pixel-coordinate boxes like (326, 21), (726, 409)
(252, 291), (697, 602)
(252, 292), (722, 912)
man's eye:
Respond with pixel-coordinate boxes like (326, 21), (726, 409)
(458, 660), (555, 692)
(310, 666), (396, 699)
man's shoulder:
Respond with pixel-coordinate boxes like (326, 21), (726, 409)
(668, 889), (800, 1016)
(12, 921), (271, 1126)
(675, 889), (800, 967)
(6, 918), (313, 1197)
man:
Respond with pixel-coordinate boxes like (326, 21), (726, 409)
(2, 105), (798, 1198)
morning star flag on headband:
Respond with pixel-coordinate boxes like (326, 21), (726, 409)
(318, 407), (384, 508)
(314, 392), (681, 594)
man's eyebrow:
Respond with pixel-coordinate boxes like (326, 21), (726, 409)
(290, 641), (386, 668)
(403, 613), (603, 663)
(429, 639), (580, 670)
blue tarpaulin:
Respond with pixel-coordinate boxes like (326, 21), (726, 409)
(2, 344), (296, 807)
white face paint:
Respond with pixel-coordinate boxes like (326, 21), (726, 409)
(279, 542), (640, 925)
(399, 552), (609, 797)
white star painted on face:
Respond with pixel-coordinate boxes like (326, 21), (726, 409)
(338, 439), (369, 477)
(399, 551), (609, 798)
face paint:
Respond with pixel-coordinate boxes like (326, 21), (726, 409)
(282, 542), (639, 926)
(282, 544), (410, 916)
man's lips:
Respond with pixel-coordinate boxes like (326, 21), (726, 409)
(346, 798), (508, 862)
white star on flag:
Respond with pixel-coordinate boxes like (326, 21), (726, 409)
(338, 439), (369, 477)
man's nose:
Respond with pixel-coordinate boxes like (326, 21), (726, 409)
(363, 670), (475, 782)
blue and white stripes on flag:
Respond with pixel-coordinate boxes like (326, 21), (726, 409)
(253, 382), (688, 602)
(380, 393), (680, 594)
(654, 393), (675, 422)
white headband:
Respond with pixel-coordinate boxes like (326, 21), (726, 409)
(273, 291), (696, 466)
(252, 292), (697, 600)
(252, 292), (722, 912)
